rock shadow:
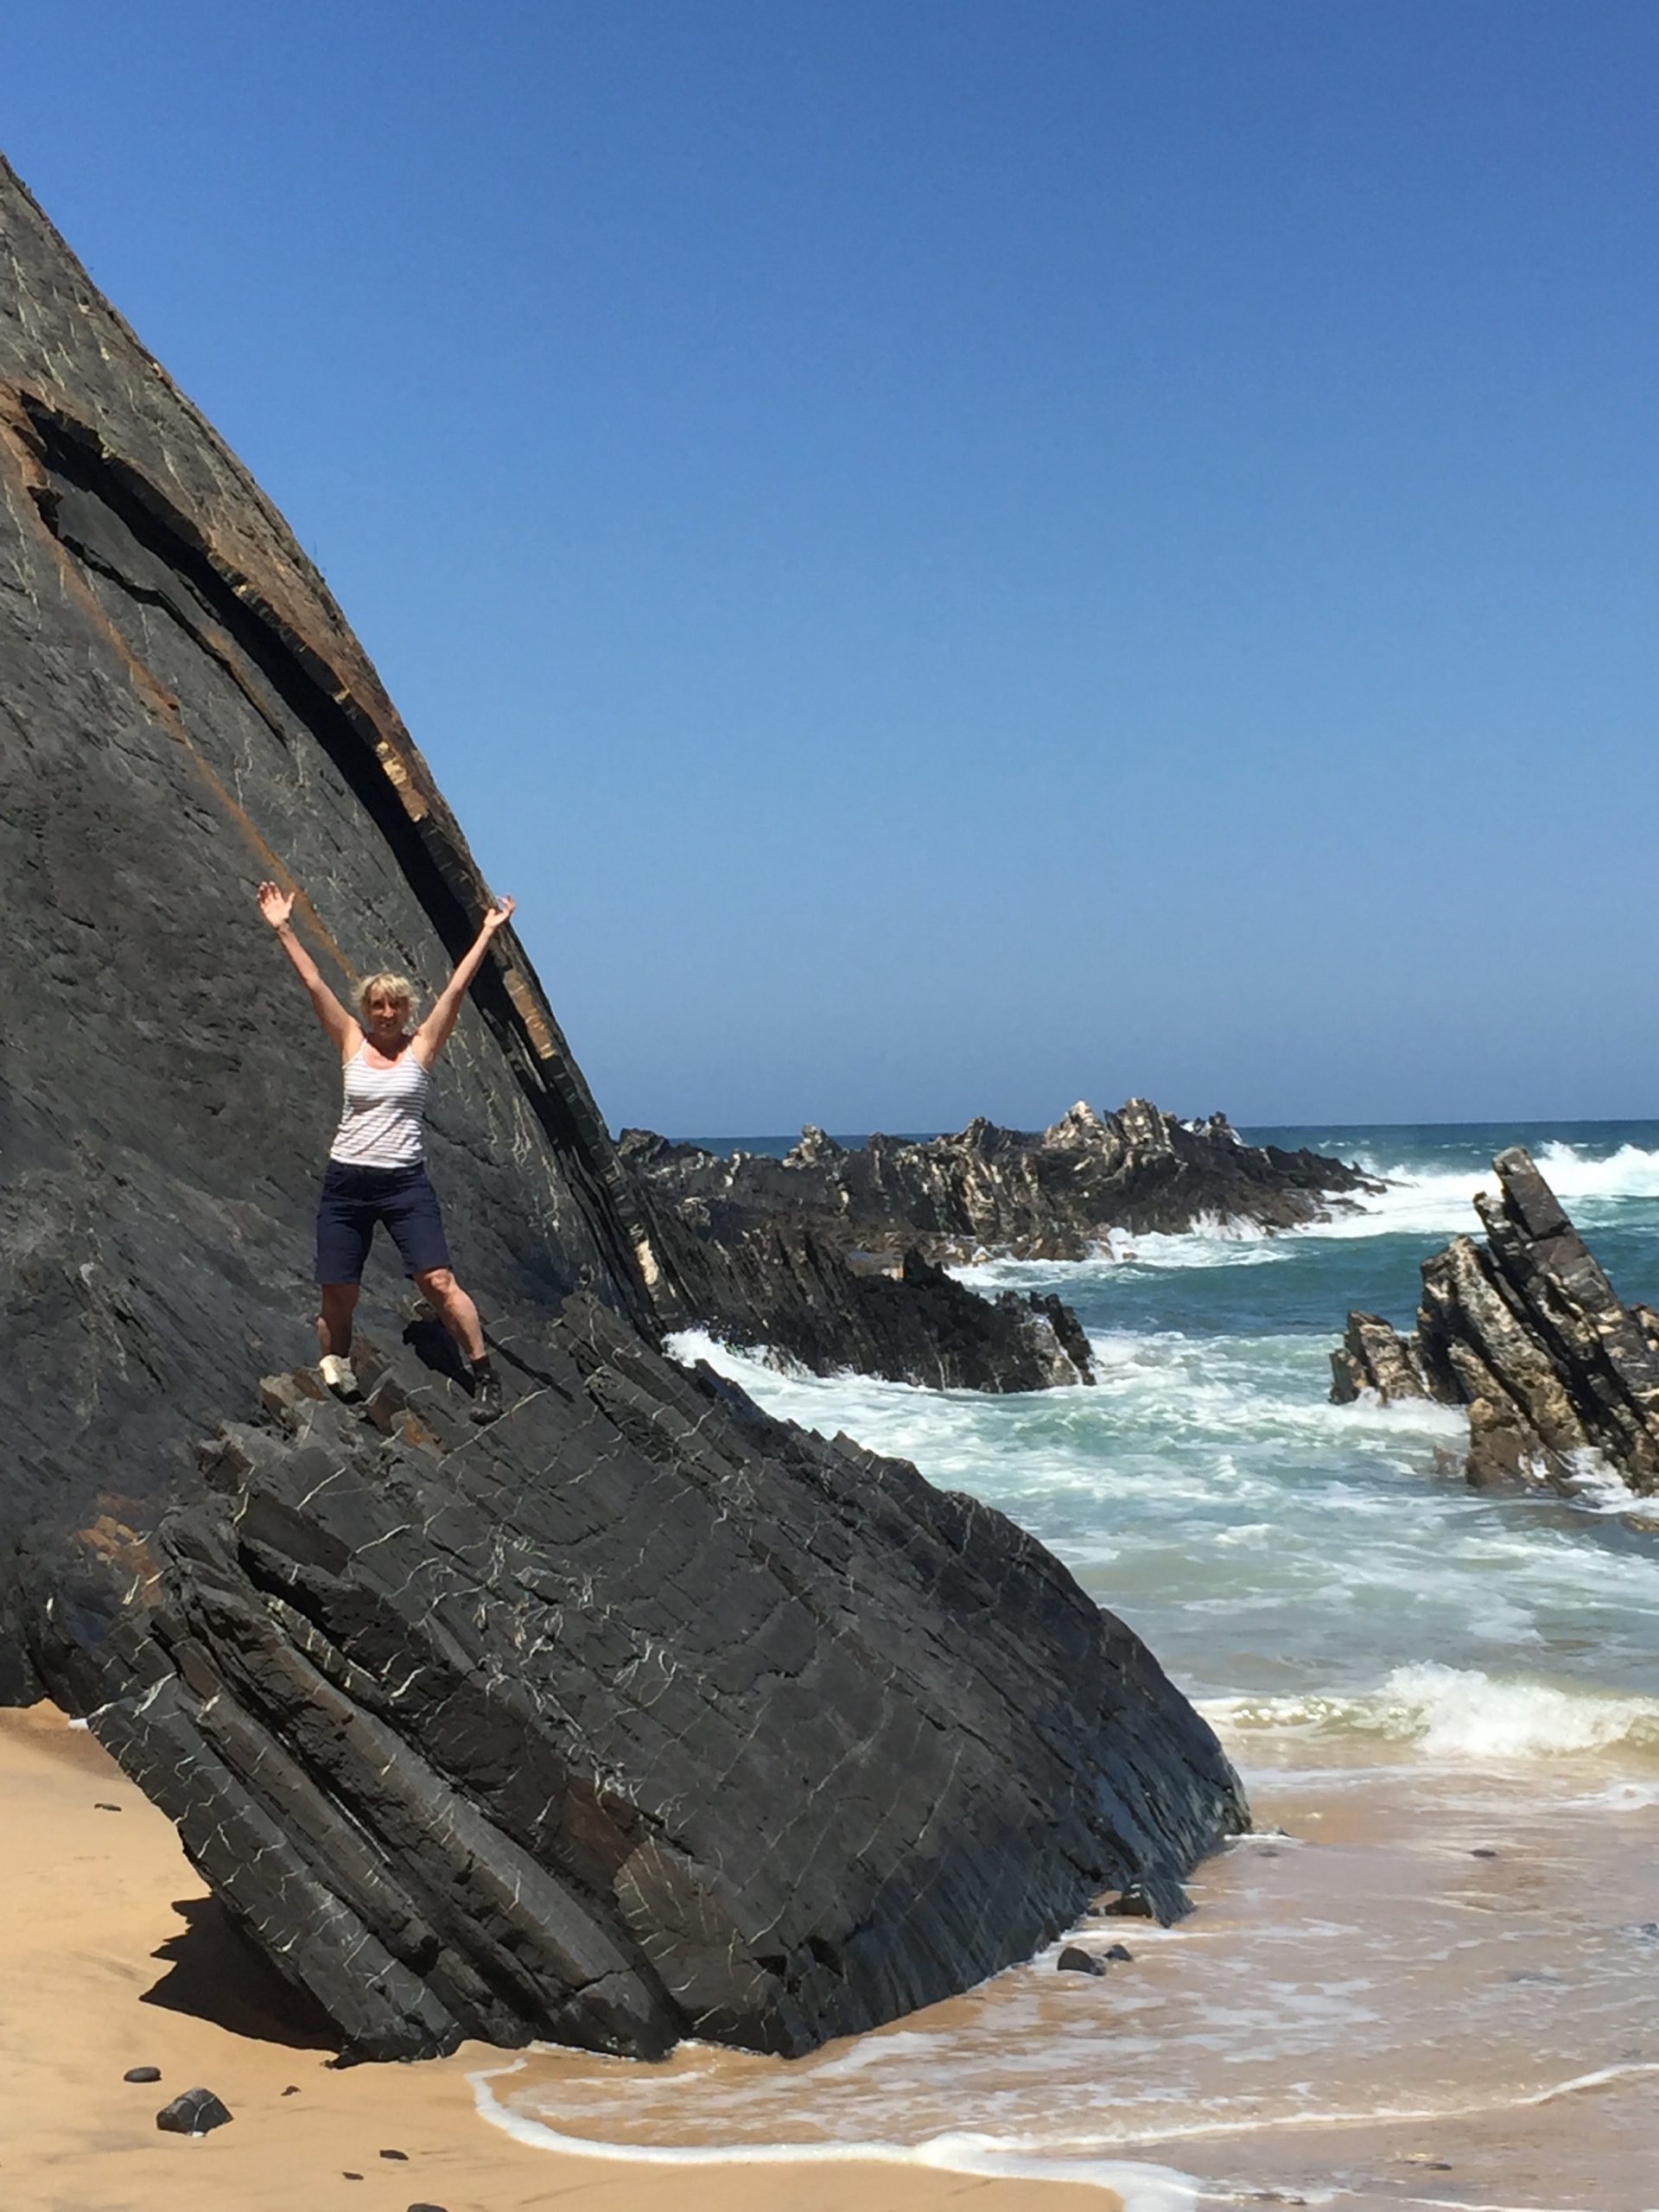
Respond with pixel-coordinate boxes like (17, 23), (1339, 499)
(142, 1896), (338, 2050)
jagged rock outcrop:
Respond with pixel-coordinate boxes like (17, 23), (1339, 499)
(1331, 1147), (1659, 1495)
(621, 1101), (1374, 1387)
(646, 1219), (1096, 1391)
(1, 154), (1245, 2057)
(625, 1097), (1380, 1274)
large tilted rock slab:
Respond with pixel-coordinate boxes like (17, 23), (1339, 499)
(1331, 1147), (1659, 1494)
(2, 151), (1245, 2060)
(0, 152), (658, 1692)
(44, 1300), (1243, 2060)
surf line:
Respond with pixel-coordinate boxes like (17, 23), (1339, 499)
(467, 2056), (1202, 2210)
(473, 2051), (1659, 2177)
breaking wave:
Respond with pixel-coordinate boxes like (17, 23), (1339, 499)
(1298, 1138), (1659, 1243)
(470, 2062), (1202, 2211)
(1211, 1662), (1659, 1762)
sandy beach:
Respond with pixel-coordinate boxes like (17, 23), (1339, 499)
(0, 1704), (1108, 2212)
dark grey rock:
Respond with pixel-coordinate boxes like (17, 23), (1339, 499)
(626, 1103), (1377, 1392)
(626, 1100), (1378, 1268)
(1055, 1945), (1106, 1975)
(1103, 1942), (1134, 1961)
(156, 2088), (232, 2135)
(1329, 1149), (1659, 1497)
(379, 2148), (409, 2160)
(652, 1227), (1097, 1393)
(0, 151), (1247, 2066)
(123, 2066), (162, 2083)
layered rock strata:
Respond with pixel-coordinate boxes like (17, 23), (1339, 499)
(1330, 1147), (1659, 1494)
(646, 1219), (1096, 1391)
(41, 1305), (1243, 2061)
(2, 152), (1245, 2058)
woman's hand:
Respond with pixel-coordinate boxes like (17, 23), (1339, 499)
(257, 881), (295, 930)
(412, 895), (518, 1065)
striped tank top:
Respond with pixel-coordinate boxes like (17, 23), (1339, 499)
(329, 1044), (432, 1168)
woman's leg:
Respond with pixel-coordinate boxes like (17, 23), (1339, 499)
(387, 1173), (499, 1419)
(317, 1281), (360, 1359)
(315, 1166), (371, 1372)
(412, 1267), (485, 1363)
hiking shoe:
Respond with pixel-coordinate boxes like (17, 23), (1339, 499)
(469, 1370), (503, 1424)
(320, 1353), (361, 1402)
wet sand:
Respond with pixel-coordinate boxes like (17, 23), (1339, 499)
(10, 1700), (1656, 2212)
(0, 1704), (1106, 2212)
(494, 1734), (1659, 2212)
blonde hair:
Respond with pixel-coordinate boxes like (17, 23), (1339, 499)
(358, 970), (419, 1026)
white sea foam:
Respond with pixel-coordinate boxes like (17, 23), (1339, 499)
(1573, 1777), (1659, 1811)
(1211, 1663), (1659, 1761)
(961, 1231), (1287, 1287)
(469, 2061), (1202, 2209)
(938, 1139), (1659, 1266)
(1293, 1138), (1659, 1244)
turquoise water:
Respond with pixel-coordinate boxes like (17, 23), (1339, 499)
(492, 1122), (1659, 2206)
(678, 1121), (1659, 1708)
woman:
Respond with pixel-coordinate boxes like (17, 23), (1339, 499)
(257, 880), (516, 1422)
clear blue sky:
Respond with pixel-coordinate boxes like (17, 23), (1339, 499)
(9, 3), (1657, 1134)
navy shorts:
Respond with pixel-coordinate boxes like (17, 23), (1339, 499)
(315, 1160), (452, 1285)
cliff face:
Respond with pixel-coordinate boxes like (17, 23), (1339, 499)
(0, 155), (662, 1688)
(1331, 1147), (1659, 1497)
(0, 156), (1245, 2059)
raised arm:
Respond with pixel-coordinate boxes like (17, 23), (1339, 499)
(257, 882), (361, 1058)
(411, 895), (517, 1066)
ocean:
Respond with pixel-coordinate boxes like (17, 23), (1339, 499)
(478, 1122), (1659, 2210)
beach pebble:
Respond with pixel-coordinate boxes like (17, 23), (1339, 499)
(94, 1801), (123, 1812)
(380, 2147), (410, 2159)
(282, 2084), (300, 2095)
(156, 2087), (233, 2135)
(123, 2065), (162, 2083)
(1471, 1846), (1499, 1859)
(408, 2203), (449, 2211)
(1055, 1945), (1106, 1975)
(343, 2171), (363, 2181)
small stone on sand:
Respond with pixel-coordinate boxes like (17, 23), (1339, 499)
(1055, 1944), (1106, 1975)
(156, 2087), (232, 2135)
